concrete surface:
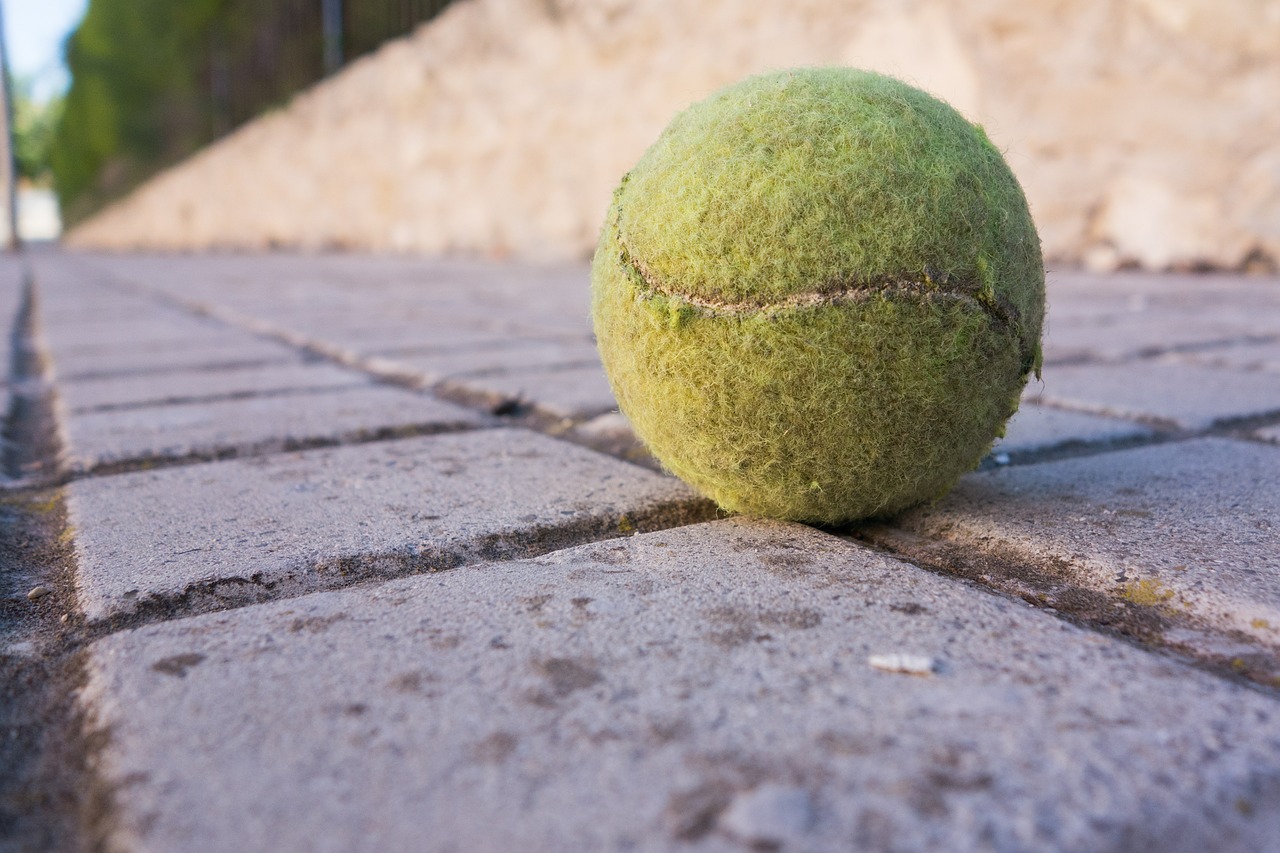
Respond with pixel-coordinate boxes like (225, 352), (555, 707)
(3, 250), (1279, 852)
(993, 404), (1154, 459)
(83, 521), (1280, 853)
(890, 439), (1280, 665)
(1028, 360), (1280, 429)
(58, 385), (483, 473)
(67, 428), (707, 625)
(57, 361), (369, 413)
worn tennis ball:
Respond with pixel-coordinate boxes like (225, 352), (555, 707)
(591, 67), (1044, 524)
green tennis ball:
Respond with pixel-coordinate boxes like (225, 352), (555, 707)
(591, 67), (1045, 524)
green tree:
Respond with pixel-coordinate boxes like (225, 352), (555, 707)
(51, 0), (229, 224)
(11, 76), (63, 186)
(49, 0), (455, 226)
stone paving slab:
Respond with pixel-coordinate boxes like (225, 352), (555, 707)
(48, 338), (305, 381)
(382, 337), (601, 383)
(1173, 339), (1280, 373)
(1044, 271), (1280, 322)
(67, 428), (705, 625)
(1031, 360), (1280, 429)
(89, 253), (595, 340)
(58, 361), (370, 413)
(58, 384), (482, 473)
(890, 438), (1280, 661)
(1042, 311), (1279, 364)
(1040, 272), (1280, 363)
(992, 403), (1153, 459)
(81, 520), (1280, 853)
(452, 363), (618, 419)
(41, 314), (244, 353)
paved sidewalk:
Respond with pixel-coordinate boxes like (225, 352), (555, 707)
(3, 250), (1280, 851)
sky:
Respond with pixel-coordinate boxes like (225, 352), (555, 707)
(3, 0), (88, 102)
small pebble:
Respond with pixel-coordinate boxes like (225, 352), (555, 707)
(27, 586), (52, 601)
(868, 653), (936, 675)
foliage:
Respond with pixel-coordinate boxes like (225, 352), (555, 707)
(11, 76), (63, 186)
(51, 0), (229, 225)
(50, 0), (455, 227)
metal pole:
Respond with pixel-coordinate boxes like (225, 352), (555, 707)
(0, 0), (20, 250)
(321, 0), (344, 75)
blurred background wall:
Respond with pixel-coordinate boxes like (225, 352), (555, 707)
(40, 0), (1280, 272)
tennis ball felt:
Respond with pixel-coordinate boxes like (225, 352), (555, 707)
(591, 67), (1044, 524)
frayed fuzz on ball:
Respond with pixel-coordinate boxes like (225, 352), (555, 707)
(592, 68), (1045, 524)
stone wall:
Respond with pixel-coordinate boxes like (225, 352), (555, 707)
(67, 0), (1280, 271)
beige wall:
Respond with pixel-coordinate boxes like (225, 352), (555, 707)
(68, 0), (1280, 272)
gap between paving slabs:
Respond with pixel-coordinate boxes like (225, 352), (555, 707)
(55, 254), (1280, 688)
(66, 428), (717, 635)
(2, 254), (716, 847)
(0, 265), (97, 851)
(856, 436), (1280, 690)
(82, 257), (623, 438)
(15, 252), (1280, 845)
(11, 257), (710, 636)
(79, 519), (1280, 852)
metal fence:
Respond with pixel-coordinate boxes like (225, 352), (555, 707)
(206, 0), (456, 137)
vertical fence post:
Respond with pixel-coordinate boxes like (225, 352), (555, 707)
(0, 0), (19, 251)
(321, 0), (344, 75)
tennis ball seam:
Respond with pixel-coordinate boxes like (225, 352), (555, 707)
(612, 224), (1036, 371)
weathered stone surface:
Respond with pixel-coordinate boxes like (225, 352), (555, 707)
(893, 438), (1280, 664)
(59, 385), (481, 472)
(41, 315), (243, 353)
(82, 520), (1280, 853)
(382, 337), (600, 383)
(83, 253), (594, 344)
(1041, 271), (1280, 363)
(1030, 361), (1280, 429)
(49, 338), (305, 381)
(58, 362), (368, 413)
(993, 404), (1152, 458)
(1174, 340), (1280, 374)
(67, 428), (704, 624)
(449, 363), (617, 420)
(63, 0), (1280, 272)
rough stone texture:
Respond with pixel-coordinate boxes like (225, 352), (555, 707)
(64, 253), (614, 420)
(894, 438), (1280, 658)
(81, 521), (1280, 853)
(57, 362), (369, 413)
(67, 428), (704, 624)
(29, 253), (307, 380)
(449, 363), (617, 420)
(992, 404), (1152, 458)
(1174, 339), (1280, 374)
(58, 384), (482, 473)
(64, 0), (1280, 272)
(381, 337), (600, 383)
(1041, 271), (1280, 364)
(48, 339), (305, 382)
(41, 315), (244, 353)
(78, 253), (593, 343)
(1029, 361), (1280, 429)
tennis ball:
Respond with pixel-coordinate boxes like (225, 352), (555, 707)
(591, 67), (1044, 524)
